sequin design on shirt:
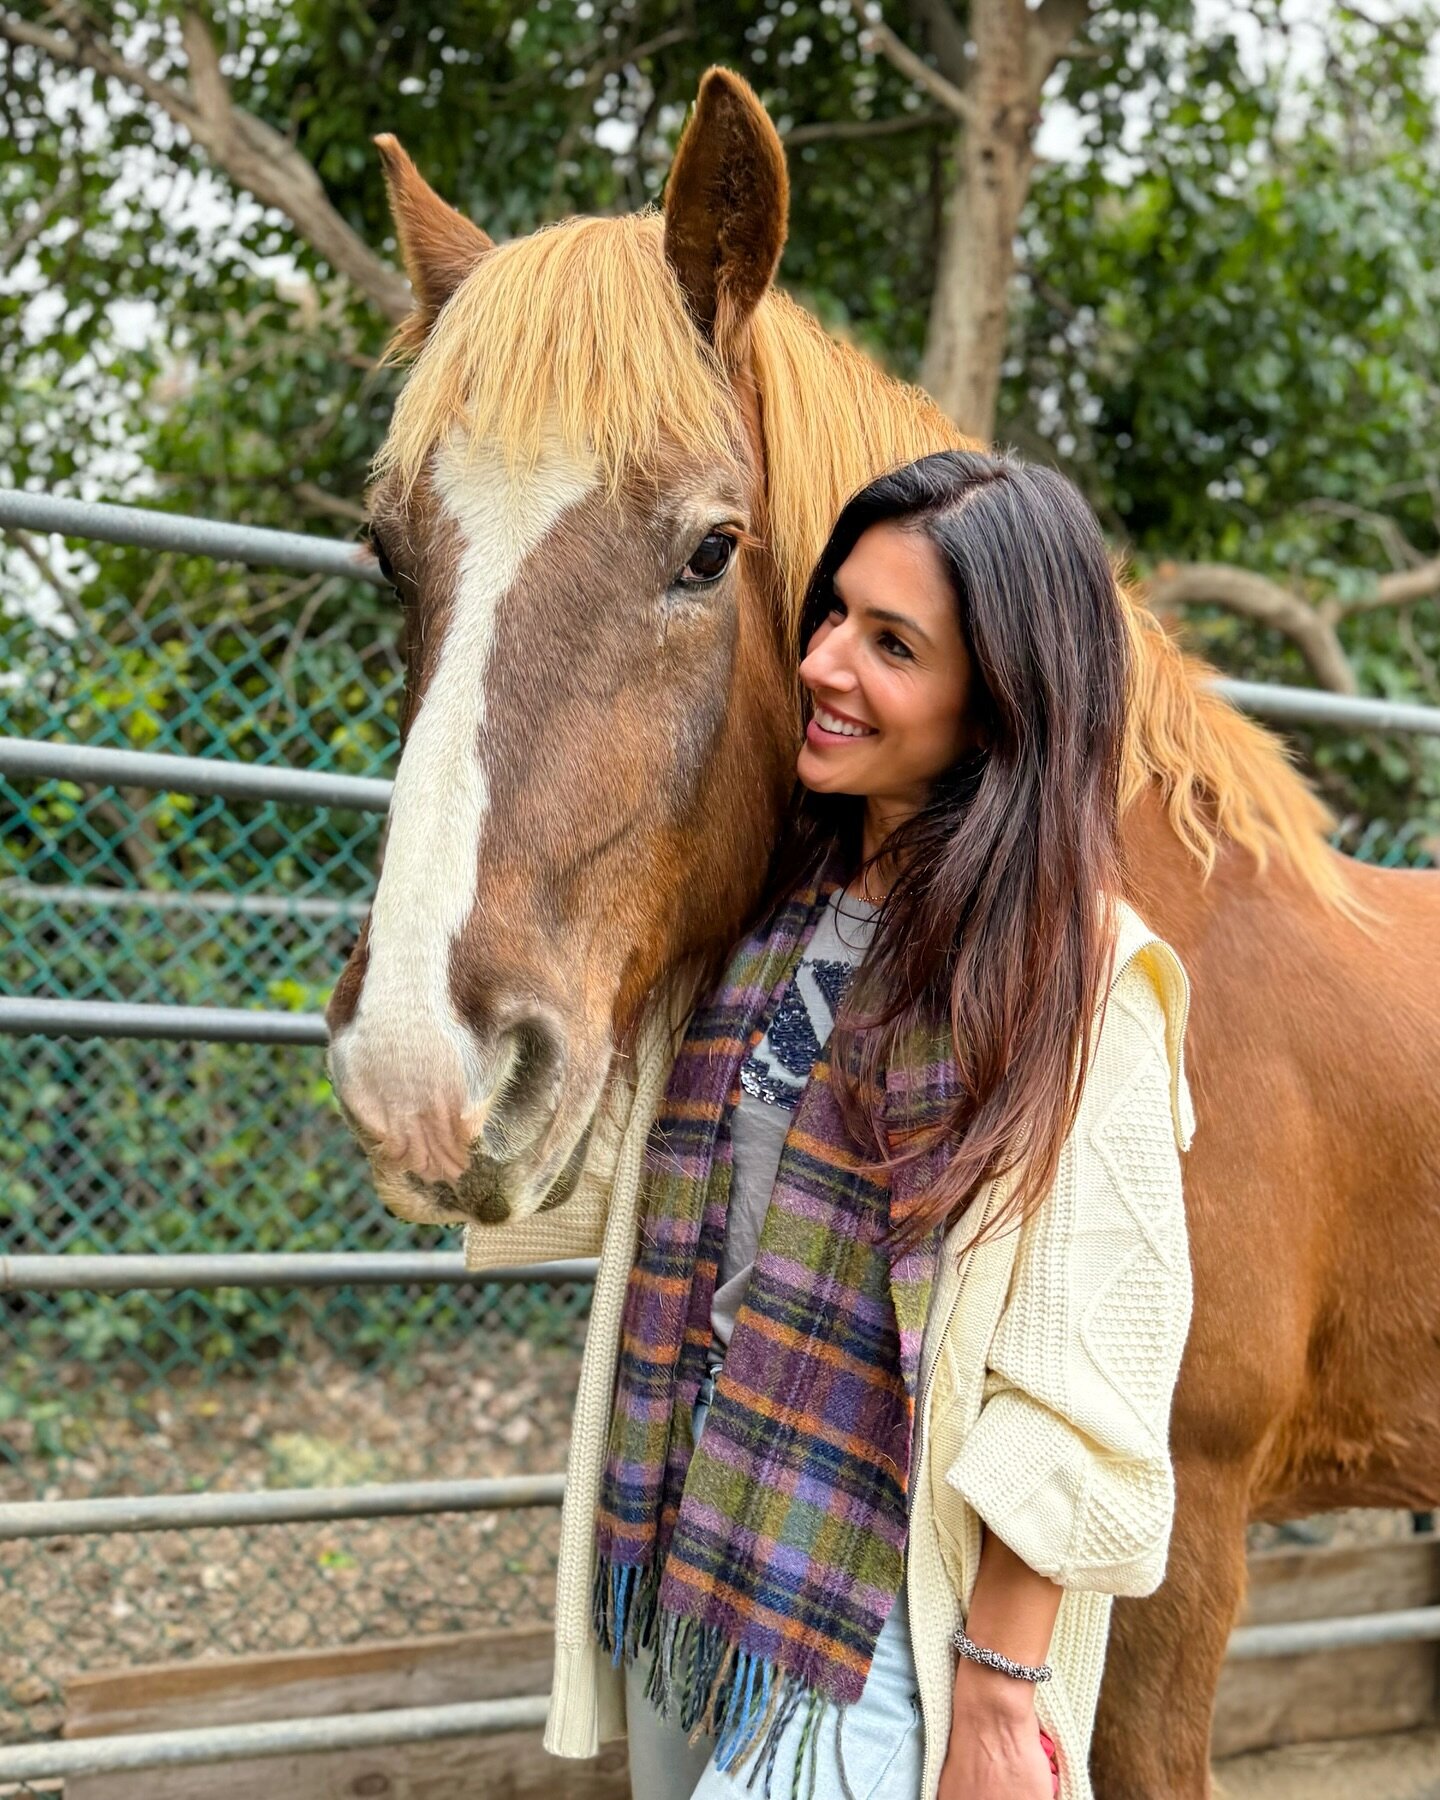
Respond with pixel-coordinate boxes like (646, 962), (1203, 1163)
(739, 957), (858, 1111)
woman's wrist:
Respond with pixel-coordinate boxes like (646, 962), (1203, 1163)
(951, 1655), (1038, 1722)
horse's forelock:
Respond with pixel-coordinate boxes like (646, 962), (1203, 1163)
(372, 212), (741, 507)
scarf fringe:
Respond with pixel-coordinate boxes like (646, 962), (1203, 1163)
(594, 1555), (840, 1800)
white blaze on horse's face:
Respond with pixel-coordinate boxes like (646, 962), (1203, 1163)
(328, 430), (601, 1222)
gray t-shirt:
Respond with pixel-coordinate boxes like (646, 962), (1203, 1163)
(710, 888), (879, 1353)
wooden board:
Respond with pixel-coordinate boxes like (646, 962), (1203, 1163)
(1238, 1533), (1440, 1626)
(65, 1626), (627, 1800)
(61, 1534), (1440, 1792)
(1213, 1641), (1437, 1760)
(65, 1627), (557, 1738)
(1212, 1532), (1440, 1760)
(67, 1734), (629, 1800)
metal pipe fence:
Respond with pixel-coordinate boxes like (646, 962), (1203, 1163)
(0, 994), (329, 1043)
(0, 487), (388, 588)
(0, 733), (392, 812)
(4, 487), (1437, 1772)
(1227, 1604), (1440, 1660)
(1217, 676), (1440, 739)
(0, 1253), (598, 1292)
(0, 878), (367, 920)
(0, 1698), (552, 1783)
(0, 1475), (566, 1543)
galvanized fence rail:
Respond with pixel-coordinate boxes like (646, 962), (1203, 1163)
(0, 1253), (598, 1292)
(0, 488), (389, 587)
(3, 489), (1438, 1778)
(0, 1475), (567, 1542)
(11, 1605), (1440, 1786)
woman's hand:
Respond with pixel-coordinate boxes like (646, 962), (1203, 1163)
(945, 1527), (1064, 1797)
(938, 1667), (1056, 1800)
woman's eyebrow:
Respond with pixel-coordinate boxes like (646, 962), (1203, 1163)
(832, 577), (932, 647)
(864, 604), (932, 647)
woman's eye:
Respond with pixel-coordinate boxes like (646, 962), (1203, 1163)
(880, 632), (913, 659)
(676, 531), (736, 587)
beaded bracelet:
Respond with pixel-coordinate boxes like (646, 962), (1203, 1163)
(951, 1625), (1053, 1684)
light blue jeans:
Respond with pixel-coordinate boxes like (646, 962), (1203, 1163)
(624, 1364), (925, 1800)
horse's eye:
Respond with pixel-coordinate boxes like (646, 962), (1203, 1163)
(368, 529), (398, 590)
(676, 531), (736, 588)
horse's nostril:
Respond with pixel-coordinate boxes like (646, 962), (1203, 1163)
(481, 1017), (564, 1160)
(517, 1017), (562, 1087)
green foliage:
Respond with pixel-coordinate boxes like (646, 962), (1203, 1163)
(1009, 3), (1440, 823)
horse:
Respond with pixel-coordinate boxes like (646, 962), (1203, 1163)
(325, 66), (1440, 1798)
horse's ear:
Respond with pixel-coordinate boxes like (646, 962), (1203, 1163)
(663, 68), (788, 359)
(374, 135), (494, 340)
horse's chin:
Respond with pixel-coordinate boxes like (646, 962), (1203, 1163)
(371, 1164), (474, 1227)
(368, 1123), (593, 1229)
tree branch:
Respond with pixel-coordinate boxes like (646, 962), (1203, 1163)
(848, 0), (976, 124)
(1024, 0), (1093, 100)
(92, 790), (161, 885)
(179, 8), (230, 121)
(0, 8), (202, 127)
(585, 22), (692, 87)
(782, 108), (949, 147)
(1144, 551), (1440, 684)
(7, 527), (92, 638)
(1354, 556), (1440, 615)
(1145, 561), (1358, 693)
(294, 480), (368, 525)
(1296, 495), (1429, 574)
(905, 0), (971, 85)
(0, 172), (80, 270)
(0, 6), (412, 321)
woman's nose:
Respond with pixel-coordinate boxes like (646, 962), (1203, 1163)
(802, 628), (857, 692)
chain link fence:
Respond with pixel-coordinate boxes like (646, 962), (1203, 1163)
(2, 494), (1436, 1772)
(1, 536), (594, 1755)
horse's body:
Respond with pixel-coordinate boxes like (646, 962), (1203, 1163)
(327, 70), (1440, 1795)
(1100, 790), (1440, 1785)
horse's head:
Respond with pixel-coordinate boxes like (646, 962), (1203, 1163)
(327, 71), (813, 1225)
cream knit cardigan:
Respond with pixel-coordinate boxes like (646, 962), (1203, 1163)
(464, 896), (1196, 1800)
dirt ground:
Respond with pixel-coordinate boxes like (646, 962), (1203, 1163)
(0, 1332), (583, 1743)
(0, 1332), (1428, 1756)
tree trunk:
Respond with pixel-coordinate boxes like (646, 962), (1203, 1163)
(919, 0), (1036, 441)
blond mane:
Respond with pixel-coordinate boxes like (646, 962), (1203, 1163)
(377, 210), (1351, 911)
(375, 210), (739, 498)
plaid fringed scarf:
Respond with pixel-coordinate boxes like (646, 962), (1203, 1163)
(593, 860), (959, 1796)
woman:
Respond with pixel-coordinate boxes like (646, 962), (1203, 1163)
(523, 449), (1196, 1800)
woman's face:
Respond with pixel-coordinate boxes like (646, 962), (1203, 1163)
(796, 520), (978, 814)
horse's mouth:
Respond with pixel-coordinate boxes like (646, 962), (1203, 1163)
(368, 1123), (593, 1228)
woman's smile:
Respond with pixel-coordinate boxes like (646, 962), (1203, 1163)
(807, 699), (878, 743)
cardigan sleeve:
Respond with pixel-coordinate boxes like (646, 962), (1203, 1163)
(942, 954), (1195, 1597)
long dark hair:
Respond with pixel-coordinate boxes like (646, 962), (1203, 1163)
(760, 447), (1131, 1253)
